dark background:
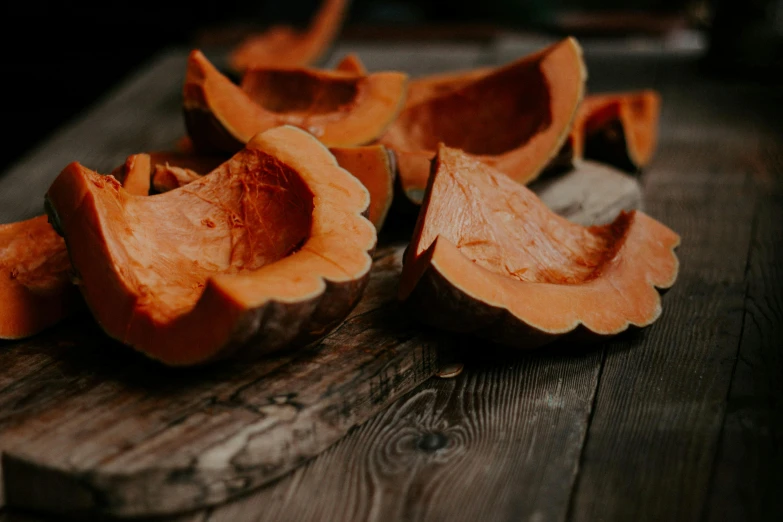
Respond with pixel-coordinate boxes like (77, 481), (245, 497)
(0, 1), (778, 174)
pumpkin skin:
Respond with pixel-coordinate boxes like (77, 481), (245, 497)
(45, 126), (376, 366)
(399, 144), (680, 349)
(229, 0), (349, 74)
(568, 90), (662, 172)
(184, 50), (408, 154)
(381, 37), (586, 205)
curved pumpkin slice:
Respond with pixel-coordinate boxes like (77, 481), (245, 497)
(570, 90), (661, 172)
(1, 157), (167, 340)
(45, 126), (376, 366)
(184, 50), (408, 153)
(329, 145), (395, 231)
(399, 145), (680, 349)
(0, 216), (78, 339)
(229, 0), (349, 73)
(335, 53), (368, 75)
(381, 37), (586, 205)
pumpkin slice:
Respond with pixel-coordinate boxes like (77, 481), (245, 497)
(45, 126), (375, 366)
(328, 145), (395, 231)
(569, 90), (662, 172)
(381, 37), (586, 205)
(399, 144), (680, 349)
(335, 53), (367, 75)
(143, 145), (395, 232)
(184, 50), (408, 154)
(229, 0), (349, 73)
(0, 216), (78, 339)
(0, 156), (160, 340)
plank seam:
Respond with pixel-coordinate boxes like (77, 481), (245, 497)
(564, 345), (608, 522)
(697, 192), (761, 522)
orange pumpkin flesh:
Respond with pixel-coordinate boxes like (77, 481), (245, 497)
(111, 151), (226, 194)
(45, 126), (376, 366)
(229, 0), (349, 73)
(328, 145), (395, 231)
(381, 37), (586, 205)
(569, 90), (661, 172)
(335, 53), (368, 75)
(0, 216), (78, 339)
(142, 145), (395, 233)
(184, 50), (408, 154)
(399, 144), (680, 349)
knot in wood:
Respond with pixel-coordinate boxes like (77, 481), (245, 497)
(417, 431), (448, 452)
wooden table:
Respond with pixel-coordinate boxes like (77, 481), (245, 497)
(1, 34), (781, 521)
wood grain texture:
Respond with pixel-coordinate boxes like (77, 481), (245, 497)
(0, 246), (439, 518)
(704, 147), (783, 522)
(202, 344), (605, 522)
(568, 63), (769, 521)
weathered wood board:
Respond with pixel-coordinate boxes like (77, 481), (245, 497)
(0, 46), (643, 518)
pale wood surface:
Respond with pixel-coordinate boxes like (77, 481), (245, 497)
(1, 34), (781, 522)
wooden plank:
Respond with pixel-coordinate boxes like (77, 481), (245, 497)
(567, 68), (767, 520)
(704, 148), (783, 522)
(203, 345), (605, 522)
(0, 246), (440, 518)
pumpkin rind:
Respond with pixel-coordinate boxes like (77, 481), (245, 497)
(45, 126), (376, 366)
(229, 0), (349, 73)
(399, 145), (680, 349)
(381, 37), (586, 205)
(184, 50), (408, 154)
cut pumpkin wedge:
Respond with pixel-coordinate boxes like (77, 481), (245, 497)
(568, 90), (662, 172)
(381, 37), (586, 205)
(45, 126), (376, 366)
(184, 50), (408, 153)
(112, 151), (226, 194)
(1, 158), (155, 340)
(399, 144), (680, 349)
(229, 0), (349, 73)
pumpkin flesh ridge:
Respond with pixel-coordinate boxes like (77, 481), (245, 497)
(229, 0), (349, 73)
(399, 145), (680, 347)
(381, 37), (586, 203)
(334, 53), (367, 75)
(184, 50), (409, 153)
(46, 126), (375, 365)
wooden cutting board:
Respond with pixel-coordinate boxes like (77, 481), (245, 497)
(0, 49), (642, 518)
